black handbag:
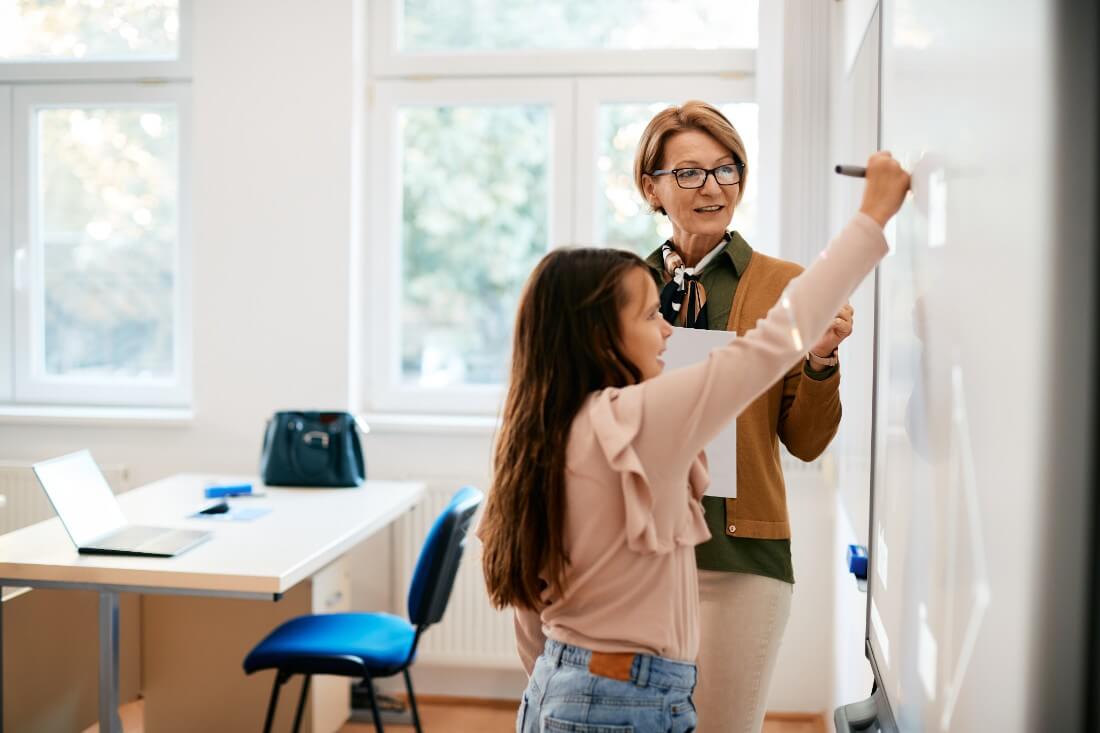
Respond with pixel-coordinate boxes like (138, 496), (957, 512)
(260, 411), (367, 487)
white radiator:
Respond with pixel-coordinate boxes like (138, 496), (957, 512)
(393, 482), (519, 668)
(0, 460), (131, 536)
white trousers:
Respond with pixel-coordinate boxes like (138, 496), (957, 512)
(694, 569), (793, 733)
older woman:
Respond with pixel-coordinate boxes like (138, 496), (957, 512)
(634, 100), (853, 732)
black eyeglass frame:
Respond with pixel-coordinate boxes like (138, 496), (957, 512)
(648, 162), (745, 189)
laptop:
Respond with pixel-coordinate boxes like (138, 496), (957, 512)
(32, 450), (211, 557)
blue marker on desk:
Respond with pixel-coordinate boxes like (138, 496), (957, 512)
(204, 483), (256, 499)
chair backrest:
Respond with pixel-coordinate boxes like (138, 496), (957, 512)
(407, 486), (483, 627)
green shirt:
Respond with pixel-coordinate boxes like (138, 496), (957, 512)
(644, 232), (837, 585)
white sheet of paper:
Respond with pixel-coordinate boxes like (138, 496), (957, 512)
(661, 326), (737, 498)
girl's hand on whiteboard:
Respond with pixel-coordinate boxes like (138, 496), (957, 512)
(859, 151), (910, 227)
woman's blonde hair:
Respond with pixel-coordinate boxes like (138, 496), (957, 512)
(633, 100), (748, 215)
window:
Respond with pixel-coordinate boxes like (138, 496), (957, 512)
(0, 1), (180, 62)
(366, 1), (766, 415)
(0, 1), (191, 408)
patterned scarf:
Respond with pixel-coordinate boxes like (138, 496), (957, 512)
(658, 233), (731, 329)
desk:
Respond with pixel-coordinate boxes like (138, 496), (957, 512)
(0, 474), (424, 733)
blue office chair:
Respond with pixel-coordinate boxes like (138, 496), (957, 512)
(243, 486), (484, 733)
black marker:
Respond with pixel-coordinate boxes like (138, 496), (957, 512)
(199, 501), (230, 515)
(835, 164), (867, 177)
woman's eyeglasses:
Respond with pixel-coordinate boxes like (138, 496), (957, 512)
(649, 163), (743, 189)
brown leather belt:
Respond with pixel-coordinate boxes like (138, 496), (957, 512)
(588, 651), (637, 682)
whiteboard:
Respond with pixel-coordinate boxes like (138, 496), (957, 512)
(863, 1), (1097, 731)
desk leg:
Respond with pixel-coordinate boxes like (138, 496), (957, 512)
(1, 589), (5, 733)
(98, 591), (122, 733)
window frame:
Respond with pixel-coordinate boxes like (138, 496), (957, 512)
(0, 1), (193, 82)
(9, 82), (193, 407)
(365, 78), (574, 414)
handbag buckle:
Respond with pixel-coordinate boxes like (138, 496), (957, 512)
(302, 430), (330, 448)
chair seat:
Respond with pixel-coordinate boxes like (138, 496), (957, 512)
(243, 612), (416, 677)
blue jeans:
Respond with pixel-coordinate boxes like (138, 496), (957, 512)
(517, 639), (697, 732)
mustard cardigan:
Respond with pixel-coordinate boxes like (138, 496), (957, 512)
(648, 246), (842, 540)
(718, 250), (841, 538)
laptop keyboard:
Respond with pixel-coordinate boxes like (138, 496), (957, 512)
(101, 526), (167, 547)
(99, 526), (202, 553)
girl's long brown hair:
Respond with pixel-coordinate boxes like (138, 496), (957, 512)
(481, 247), (647, 611)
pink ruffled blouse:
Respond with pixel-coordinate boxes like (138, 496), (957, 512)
(508, 214), (887, 673)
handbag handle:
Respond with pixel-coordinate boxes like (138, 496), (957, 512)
(287, 421), (335, 479)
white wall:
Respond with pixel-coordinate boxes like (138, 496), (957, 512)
(0, 0), (844, 708)
(766, 463), (835, 713)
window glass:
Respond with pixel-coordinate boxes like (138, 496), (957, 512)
(401, 0), (757, 52)
(36, 104), (179, 379)
(0, 0), (180, 61)
(399, 104), (550, 386)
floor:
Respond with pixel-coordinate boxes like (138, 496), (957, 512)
(88, 699), (826, 733)
(340, 703), (826, 732)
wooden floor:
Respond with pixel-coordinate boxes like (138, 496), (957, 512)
(88, 698), (825, 733)
(340, 703), (826, 732)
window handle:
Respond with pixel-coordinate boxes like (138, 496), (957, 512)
(13, 247), (27, 292)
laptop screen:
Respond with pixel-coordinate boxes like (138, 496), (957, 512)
(32, 450), (127, 547)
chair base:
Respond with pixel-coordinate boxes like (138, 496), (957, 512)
(260, 670), (422, 733)
(347, 670), (422, 733)
(349, 705), (413, 726)
(350, 693), (413, 725)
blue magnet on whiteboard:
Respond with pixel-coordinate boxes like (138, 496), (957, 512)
(847, 544), (868, 580)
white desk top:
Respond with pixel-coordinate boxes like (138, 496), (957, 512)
(0, 474), (424, 599)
